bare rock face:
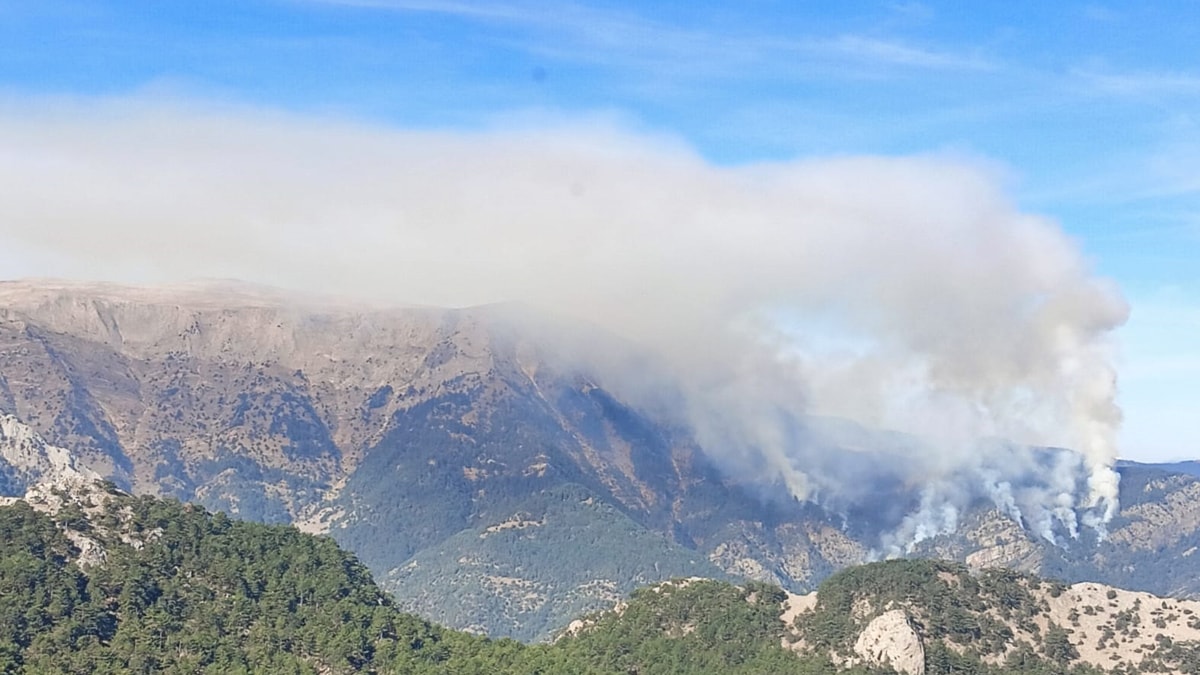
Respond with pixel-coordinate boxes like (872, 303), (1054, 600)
(0, 414), (101, 494)
(0, 424), (120, 571)
(962, 510), (1043, 571)
(853, 609), (925, 675)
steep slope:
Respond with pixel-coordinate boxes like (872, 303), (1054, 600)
(911, 463), (1200, 600)
(0, 280), (864, 636)
(0, 414), (101, 495)
(386, 483), (726, 641)
(4, 279), (1200, 641)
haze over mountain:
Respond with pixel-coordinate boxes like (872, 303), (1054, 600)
(0, 280), (1194, 640)
(0, 106), (1130, 543)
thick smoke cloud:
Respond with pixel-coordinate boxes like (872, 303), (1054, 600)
(0, 97), (1129, 545)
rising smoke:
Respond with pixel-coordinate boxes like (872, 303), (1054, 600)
(0, 97), (1129, 547)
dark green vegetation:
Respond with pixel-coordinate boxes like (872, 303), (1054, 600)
(386, 483), (727, 641)
(803, 559), (1060, 653)
(320, 363), (818, 642)
(0, 487), (848, 674)
(800, 559), (1079, 674)
(0, 490), (482, 674)
(559, 578), (872, 675)
(18, 489), (1200, 674)
(0, 295), (862, 640)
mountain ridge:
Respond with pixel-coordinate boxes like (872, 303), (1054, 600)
(2, 279), (1199, 640)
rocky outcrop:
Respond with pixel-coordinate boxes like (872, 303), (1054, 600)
(0, 417), (112, 569)
(962, 510), (1044, 571)
(853, 609), (925, 675)
(0, 414), (101, 494)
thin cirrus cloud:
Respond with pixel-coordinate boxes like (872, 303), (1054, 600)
(304, 0), (997, 77)
(1071, 67), (1200, 98)
(820, 34), (994, 71)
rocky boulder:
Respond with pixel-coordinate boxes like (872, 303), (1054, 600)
(853, 609), (925, 675)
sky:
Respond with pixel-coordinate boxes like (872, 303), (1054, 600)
(0, 0), (1197, 462)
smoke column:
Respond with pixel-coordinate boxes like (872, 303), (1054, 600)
(0, 97), (1130, 540)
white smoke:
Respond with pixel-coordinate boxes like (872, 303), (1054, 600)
(882, 485), (964, 556)
(875, 442), (1104, 557)
(0, 96), (1130, 542)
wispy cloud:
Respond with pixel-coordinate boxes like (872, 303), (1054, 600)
(884, 1), (936, 23)
(306, 0), (535, 22)
(311, 0), (711, 50)
(1084, 219), (1200, 243)
(1081, 4), (1121, 23)
(1073, 68), (1200, 97)
(305, 0), (997, 77)
(821, 35), (994, 71)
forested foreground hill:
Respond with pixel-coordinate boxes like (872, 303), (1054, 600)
(788, 559), (1200, 675)
(2, 483), (1199, 674)
(0, 483), (846, 674)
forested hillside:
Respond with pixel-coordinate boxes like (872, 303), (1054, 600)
(0, 483), (841, 674)
(3, 483), (1196, 674)
(0, 485), (490, 673)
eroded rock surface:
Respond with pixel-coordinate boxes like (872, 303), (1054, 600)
(853, 609), (925, 675)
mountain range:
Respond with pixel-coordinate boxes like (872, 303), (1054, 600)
(1, 279), (1198, 641)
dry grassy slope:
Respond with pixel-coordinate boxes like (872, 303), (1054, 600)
(0, 282), (492, 515)
(0, 282), (600, 511)
(1109, 476), (1200, 553)
(783, 569), (1200, 674)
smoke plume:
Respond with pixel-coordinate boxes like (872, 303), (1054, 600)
(0, 96), (1129, 544)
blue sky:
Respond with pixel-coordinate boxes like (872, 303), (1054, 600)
(1, 0), (1198, 460)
